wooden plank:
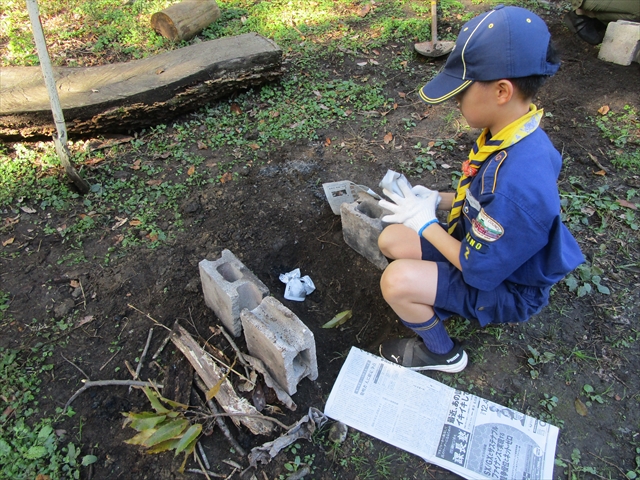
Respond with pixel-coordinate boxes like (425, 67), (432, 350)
(0, 33), (282, 140)
(170, 323), (273, 436)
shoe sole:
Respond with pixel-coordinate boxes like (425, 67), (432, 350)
(379, 347), (468, 373)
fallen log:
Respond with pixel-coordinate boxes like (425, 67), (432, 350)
(0, 33), (282, 140)
(151, 0), (221, 41)
(170, 322), (273, 436)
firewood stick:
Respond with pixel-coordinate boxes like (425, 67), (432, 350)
(194, 377), (247, 456)
(129, 327), (154, 393)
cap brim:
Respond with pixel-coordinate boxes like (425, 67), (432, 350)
(420, 71), (473, 104)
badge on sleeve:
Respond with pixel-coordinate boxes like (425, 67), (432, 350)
(472, 209), (504, 242)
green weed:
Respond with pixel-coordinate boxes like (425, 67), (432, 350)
(526, 345), (555, 379)
(564, 263), (610, 297)
(555, 448), (598, 479)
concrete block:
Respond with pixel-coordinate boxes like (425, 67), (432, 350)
(598, 20), (640, 66)
(199, 249), (269, 337)
(241, 296), (317, 395)
(341, 198), (389, 270)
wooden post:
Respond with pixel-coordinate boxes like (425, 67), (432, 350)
(25, 0), (90, 194)
(151, 0), (221, 42)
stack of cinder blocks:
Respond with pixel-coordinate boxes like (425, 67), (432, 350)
(199, 249), (318, 395)
(598, 20), (640, 66)
(340, 196), (390, 270)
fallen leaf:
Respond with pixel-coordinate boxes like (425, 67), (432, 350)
(400, 61), (408, 67)
(574, 398), (588, 416)
(146, 179), (163, 186)
(220, 172), (233, 184)
(322, 310), (353, 328)
(129, 219), (142, 226)
(84, 157), (105, 166)
(113, 234), (124, 244)
(369, 59), (379, 65)
(597, 105), (610, 115)
(76, 315), (94, 327)
(313, 90), (322, 97)
(614, 394), (621, 401)
(325, 137), (331, 146)
(197, 141), (207, 150)
(249, 143), (260, 150)
(158, 152), (171, 159)
(131, 159), (141, 170)
(357, 4), (370, 17)
(356, 61), (367, 67)
(617, 198), (638, 210)
(383, 132), (393, 144)
(155, 68), (164, 75)
(593, 170), (606, 176)
(187, 165), (195, 176)
(230, 103), (242, 115)
(112, 217), (128, 230)
(270, 111), (280, 118)
(2, 237), (15, 246)
(147, 233), (158, 242)
(20, 206), (36, 214)
(70, 280), (80, 288)
(398, 92), (406, 98)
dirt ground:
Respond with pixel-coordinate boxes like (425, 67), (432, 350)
(1, 4), (639, 480)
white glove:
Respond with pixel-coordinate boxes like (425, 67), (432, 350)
(379, 181), (440, 234)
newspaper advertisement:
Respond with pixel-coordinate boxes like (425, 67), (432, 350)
(324, 347), (559, 480)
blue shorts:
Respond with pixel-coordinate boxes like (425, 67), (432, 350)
(420, 237), (550, 327)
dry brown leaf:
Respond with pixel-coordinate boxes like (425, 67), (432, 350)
(129, 219), (142, 226)
(76, 315), (94, 327)
(70, 280), (80, 288)
(249, 143), (260, 150)
(187, 165), (195, 176)
(2, 237), (15, 247)
(220, 172), (233, 183)
(131, 160), (141, 170)
(593, 170), (606, 176)
(84, 157), (105, 166)
(398, 92), (406, 98)
(369, 59), (379, 65)
(574, 398), (588, 416)
(147, 233), (158, 242)
(197, 141), (207, 150)
(20, 206), (36, 214)
(325, 137), (331, 146)
(617, 198), (637, 210)
(230, 103), (242, 115)
(383, 132), (393, 144)
(146, 179), (163, 186)
(372, 49), (380, 55)
(158, 152), (171, 159)
(597, 105), (610, 115)
(400, 60), (408, 67)
(358, 4), (371, 17)
(270, 110), (280, 118)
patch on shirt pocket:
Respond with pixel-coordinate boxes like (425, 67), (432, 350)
(472, 208), (504, 242)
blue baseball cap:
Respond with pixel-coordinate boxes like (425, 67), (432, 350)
(420, 5), (560, 104)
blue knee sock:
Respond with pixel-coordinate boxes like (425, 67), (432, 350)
(401, 315), (453, 355)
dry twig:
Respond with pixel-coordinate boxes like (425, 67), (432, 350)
(65, 379), (163, 410)
(129, 327), (154, 393)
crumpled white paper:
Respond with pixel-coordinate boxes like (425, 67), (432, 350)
(279, 268), (315, 301)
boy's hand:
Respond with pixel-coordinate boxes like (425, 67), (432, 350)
(380, 182), (440, 235)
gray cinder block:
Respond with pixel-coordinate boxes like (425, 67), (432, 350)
(598, 20), (640, 66)
(241, 296), (318, 395)
(341, 198), (389, 270)
(199, 249), (269, 337)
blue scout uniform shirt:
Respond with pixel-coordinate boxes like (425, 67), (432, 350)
(457, 128), (584, 291)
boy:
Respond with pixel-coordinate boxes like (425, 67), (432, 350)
(377, 5), (584, 373)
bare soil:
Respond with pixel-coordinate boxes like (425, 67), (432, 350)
(1, 5), (639, 480)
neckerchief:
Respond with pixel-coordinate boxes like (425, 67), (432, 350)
(447, 104), (543, 234)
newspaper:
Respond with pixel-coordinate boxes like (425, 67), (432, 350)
(324, 347), (559, 480)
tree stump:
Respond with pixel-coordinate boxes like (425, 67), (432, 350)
(151, 0), (221, 41)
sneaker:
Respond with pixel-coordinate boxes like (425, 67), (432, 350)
(563, 11), (606, 45)
(379, 337), (467, 373)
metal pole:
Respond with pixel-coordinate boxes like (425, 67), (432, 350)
(25, 0), (90, 193)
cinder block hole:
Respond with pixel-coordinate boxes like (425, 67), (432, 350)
(237, 283), (264, 312)
(356, 199), (384, 219)
(217, 262), (243, 282)
(291, 349), (311, 378)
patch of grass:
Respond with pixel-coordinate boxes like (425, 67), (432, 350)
(0, 347), (96, 478)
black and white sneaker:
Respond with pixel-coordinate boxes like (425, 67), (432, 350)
(379, 337), (468, 373)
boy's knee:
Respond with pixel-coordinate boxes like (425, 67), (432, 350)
(380, 261), (409, 300)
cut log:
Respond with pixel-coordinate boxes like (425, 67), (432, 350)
(151, 0), (221, 42)
(0, 33), (282, 140)
(170, 322), (273, 436)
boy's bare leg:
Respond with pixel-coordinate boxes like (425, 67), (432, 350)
(380, 258), (438, 323)
(378, 224), (422, 260)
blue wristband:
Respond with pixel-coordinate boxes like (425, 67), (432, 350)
(418, 219), (438, 237)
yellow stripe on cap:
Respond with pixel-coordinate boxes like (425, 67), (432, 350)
(420, 80), (472, 104)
